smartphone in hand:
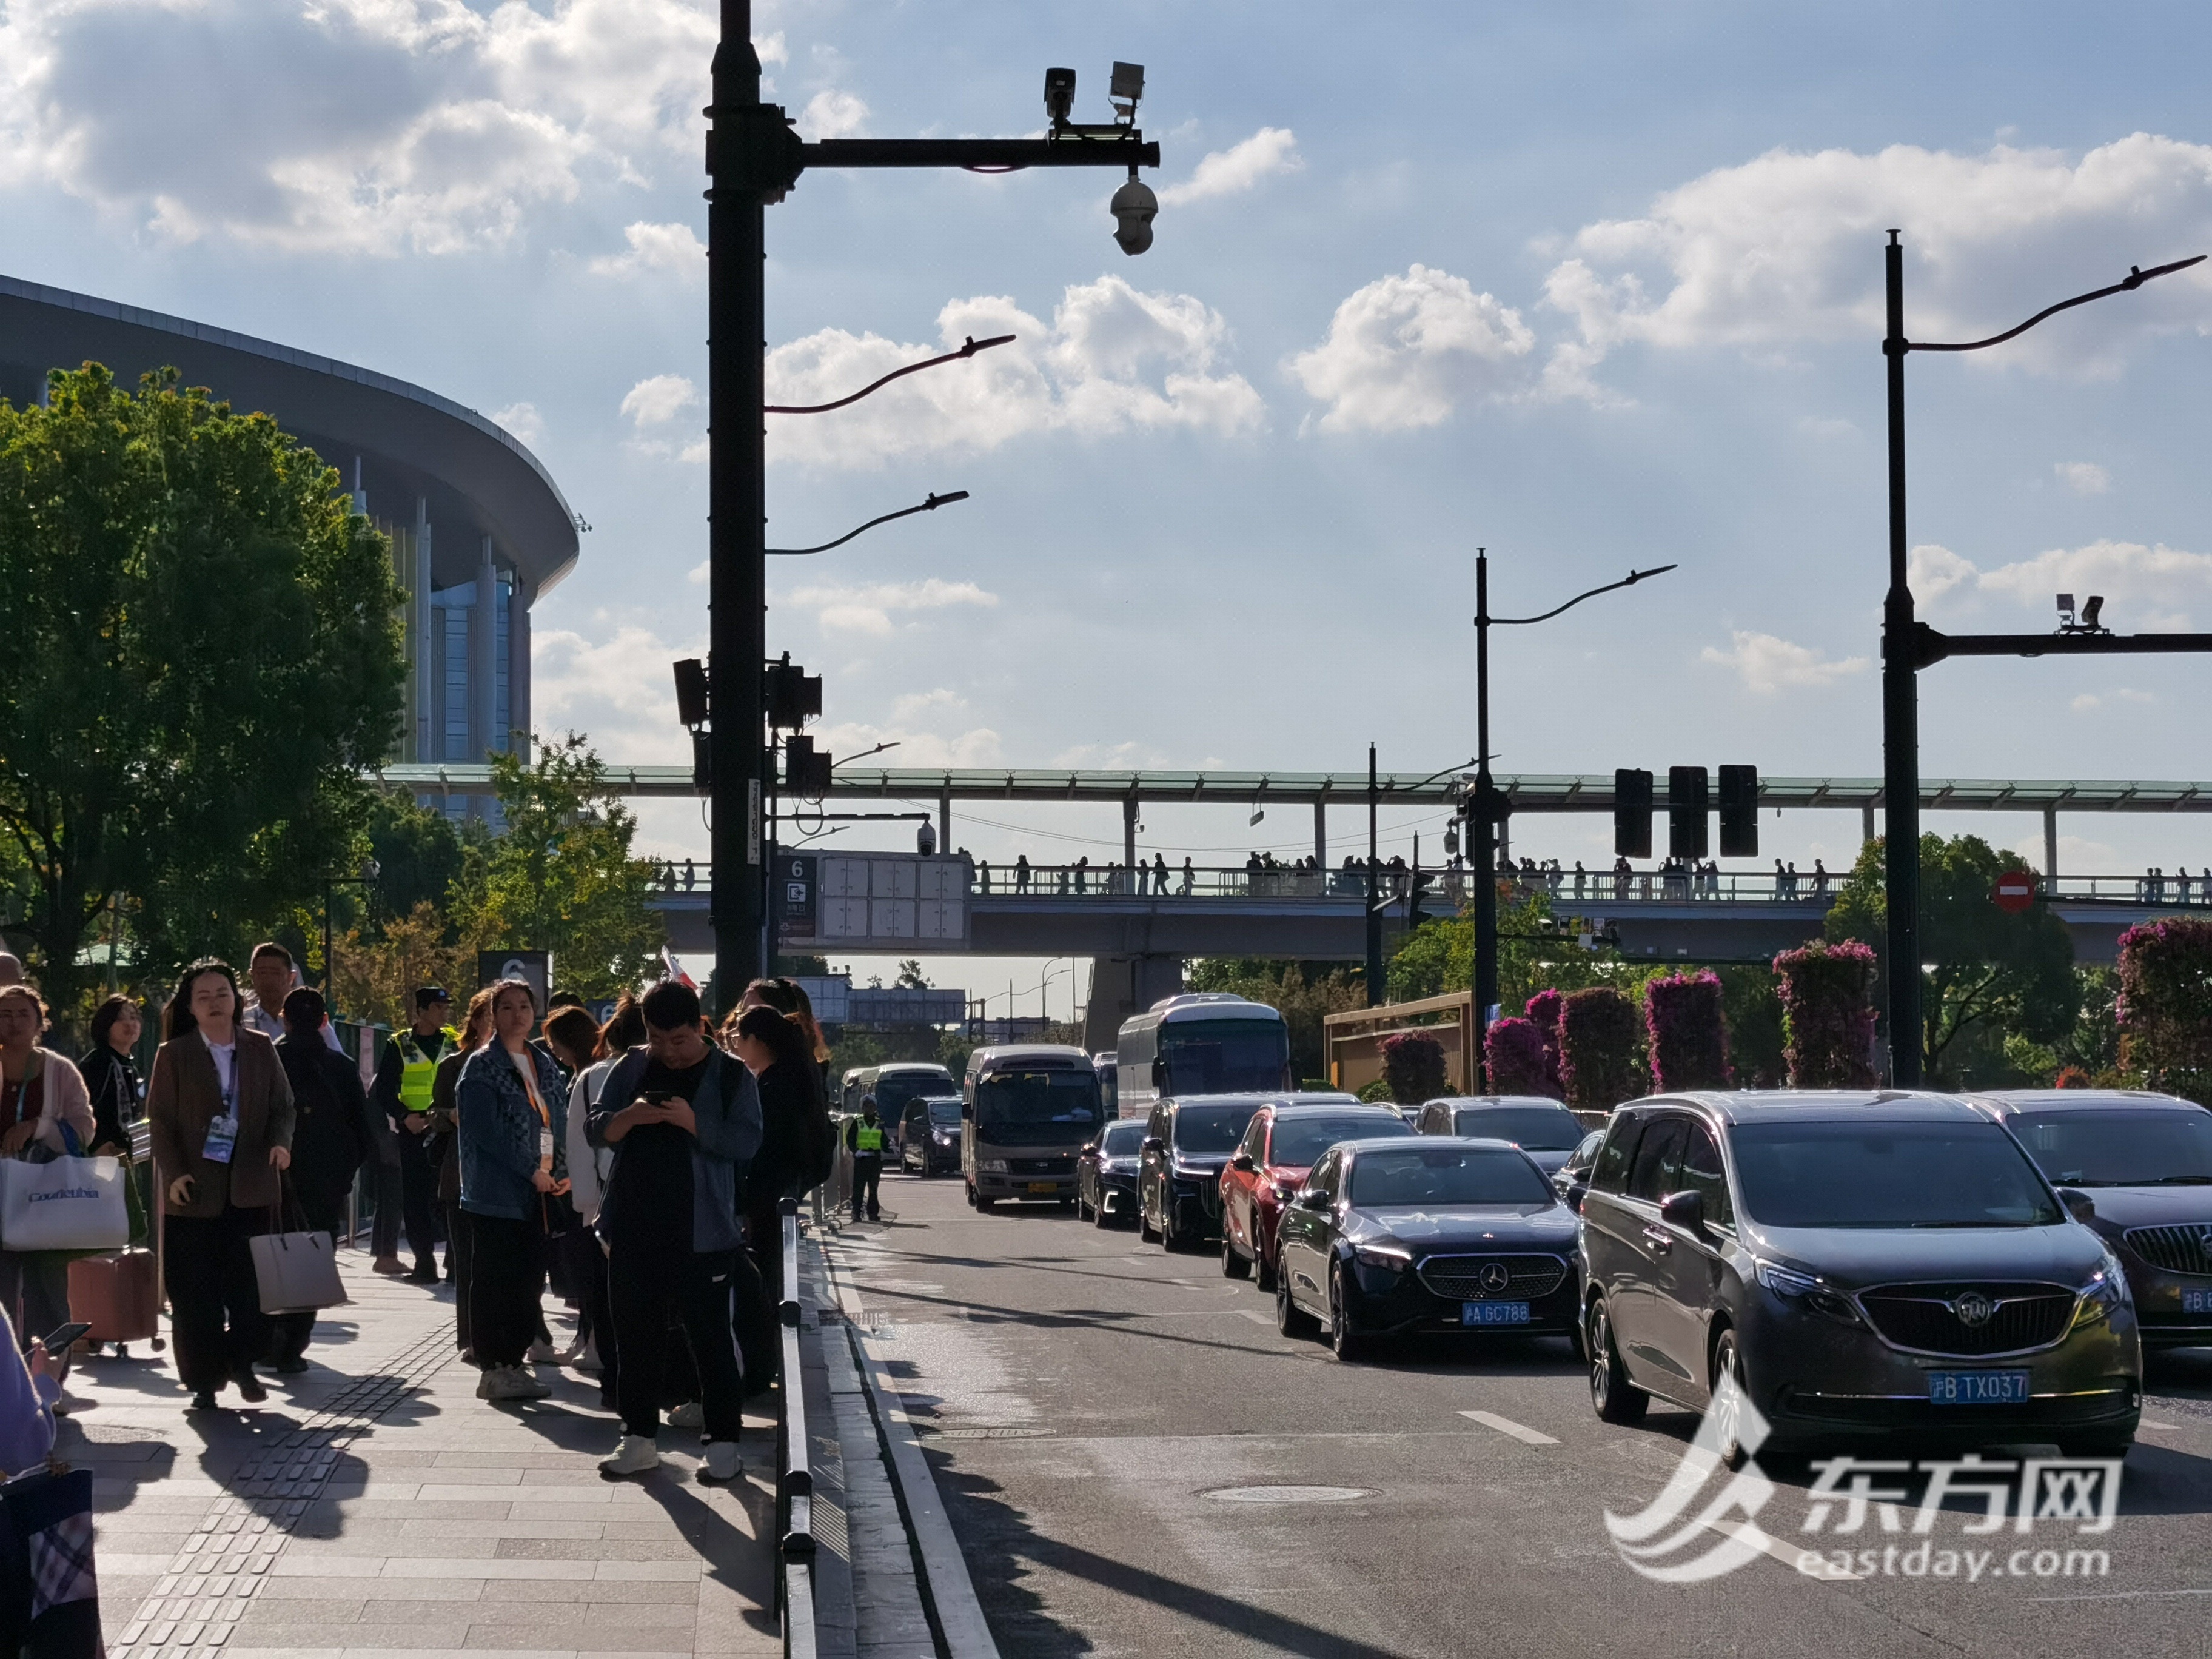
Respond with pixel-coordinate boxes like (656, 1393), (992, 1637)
(41, 1321), (90, 1354)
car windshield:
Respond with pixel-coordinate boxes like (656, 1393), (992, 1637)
(1173, 1104), (1262, 1155)
(1100, 1121), (1147, 1155)
(1731, 1121), (2063, 1228)
(874, 1073), (952, 1118)
(1161, 1019), (1290, 1094)
(1349, 1146), (1552, 1207)
(1272, 1114), (1410, 1167)
(2008, 1108), (2212, 1186)
(973, 1070), (1101, 1145)
(1452, 1105), (1583, 1150)
(926, 1101), (963, 1125)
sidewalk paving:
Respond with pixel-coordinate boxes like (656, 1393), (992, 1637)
(61, 1251), (783, 1659)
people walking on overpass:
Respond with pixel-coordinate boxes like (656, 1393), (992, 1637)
(847, 1096), (886, 1221)
(1153, 853), (1168, 894)
(588, 979), (760, 1481)
(1015, 854), (1031, 893)
(1181, 857), (1195, 896)
(147, 960), (293, 1413)
(1812, 858), (1829, 897)
(268, 987), (375, 1374)
(457, 978), (566, 1403)
(372, 987), (455, 1284)
(1074, 856), (1089, 896)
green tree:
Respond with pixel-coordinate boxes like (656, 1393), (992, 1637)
(449, 734), (661, 1000)
(1187, 957), (1367, 1083)
(0, 366), (404, 1027)
(364, 790), (468, 925)
(895, 960), (930, 990)
(1825, 834), (2078, 1086)
(1386, 886), (1621, 1013)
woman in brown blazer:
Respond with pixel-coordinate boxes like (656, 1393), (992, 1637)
(147, 958), (295, 1412)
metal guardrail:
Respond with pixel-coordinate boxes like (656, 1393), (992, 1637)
(776, 1197), (816, 1658)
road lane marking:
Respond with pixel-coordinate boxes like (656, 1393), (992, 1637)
(1708, 1518), (1860, 1581)
(1235, 1310), (1273, 1326)
(1458, 1410), (1558, 1446)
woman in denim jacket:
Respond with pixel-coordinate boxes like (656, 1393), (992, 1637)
(457, 979), (568, 1403)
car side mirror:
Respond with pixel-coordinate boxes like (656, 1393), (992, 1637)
(2057, 1187), (2096, 1224)
(1141, 1136), (1165, 1156)
(1296, 1188), (1331, 1211)
(1658, 1190), (1705, 1232)
(1230, 1153), (1256, 1173)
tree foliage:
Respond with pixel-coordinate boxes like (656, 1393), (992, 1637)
(1185, 957), (1367, 1084)
(1774, 939), (1879, 1088)
(1381, 1031), (1449, 1104)
(0, 366), (404, 1028)
(447, 735), (661, 1000)
(1386, 885), (1620, 1010)
(1825, 834), (2078, 1085)
(2117, 917), (2212, 1105)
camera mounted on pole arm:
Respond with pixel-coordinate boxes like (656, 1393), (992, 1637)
(1044, 62), (1158, 255)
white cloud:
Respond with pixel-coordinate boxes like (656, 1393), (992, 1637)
(1287, 264), (1536, 432)
(891, 688), (966, 722)
(1699, 631), (1870, 694)
(754, 31), (786, 68)
(813, 718), (1003, 770)
(800, 89), (867, 139)
(2071, 688), (2156, 712)
(2055, 460), (2111, 495)
(1541, 134), (2212, 393)
(781, 578), (998, 636)
(492, 401), (543, 444)
(1911, 538), (2212, 629)
(1158, 127), (1301, 208)
(762, 277), (1262, 469)
(620, 374), (700, 427)
(531, 622), (700, 763)
(588, 220), (705, 278)
(0, 0), (720, 252)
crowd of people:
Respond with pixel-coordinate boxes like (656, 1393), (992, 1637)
(0, 941), (839, 1485)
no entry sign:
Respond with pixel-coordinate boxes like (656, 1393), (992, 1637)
(1992, 870), (2037, 913)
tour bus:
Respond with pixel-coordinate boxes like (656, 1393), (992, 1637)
(1114, 993), (1293, 1122)
(962, 1045), (1104, 1209)
(840, 1062), (957, 1152)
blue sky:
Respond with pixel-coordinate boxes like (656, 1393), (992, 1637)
(5, 0), (2212, 994)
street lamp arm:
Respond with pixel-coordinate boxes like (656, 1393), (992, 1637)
(831, 741), (900, 768)
(1907, 255), (2205, 354)
(766, 337), (1014, 415)
(1491, 563), (1679, 626)
(766, 491), (970, 555)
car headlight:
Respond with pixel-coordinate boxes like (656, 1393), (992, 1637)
(1352, 1244), (1411, 1271)
(2074, 1246), (2130, 1327)
(1754, 1258), (1860, 1326)
(1271, 1181), (1296, 1202)
(979, 1158), (1008, 1173)
(933, 1130), (951, 1143)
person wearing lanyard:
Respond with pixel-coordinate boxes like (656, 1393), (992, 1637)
(147, 959), (295, 1412)
(455, 979), (568, 1403)
(0, 986), (98, 1352)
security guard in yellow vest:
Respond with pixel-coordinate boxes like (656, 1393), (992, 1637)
(371, 986), (458, 1282)
(845, 1096), (886, 1221)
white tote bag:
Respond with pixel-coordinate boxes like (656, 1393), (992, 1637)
(0, 1153), (129, 1253)
(250, 1227), (347, 1315)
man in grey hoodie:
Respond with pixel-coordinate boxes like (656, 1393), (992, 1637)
(588, 979), (762, 1480)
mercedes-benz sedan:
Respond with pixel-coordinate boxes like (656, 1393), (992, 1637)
(1078, 1119), (1147, 1226)
(1973, 1088), (2212, 1350)
(1274, 1137), (1580, 1361)
(1580, 1093), (2140, 1463)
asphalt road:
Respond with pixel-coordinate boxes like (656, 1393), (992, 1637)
(826, 1168), (2212, 1659)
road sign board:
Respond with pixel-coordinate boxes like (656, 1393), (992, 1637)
(1992, 870), (2037, 913)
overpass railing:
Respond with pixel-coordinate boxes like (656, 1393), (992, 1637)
(652, 866), (2210, 908)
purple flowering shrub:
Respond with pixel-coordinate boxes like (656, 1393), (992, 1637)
(1644, 971), (1731, 1091)
(1381, 1030), (1450, 1104)
(1524, 989), (1566, 1096)
(1559, 987), (1637, 1110)
(1774, 939), (1878, 1088)
(2117, 917), (2212, 1105)
(1486, 1017), (1557, 1098)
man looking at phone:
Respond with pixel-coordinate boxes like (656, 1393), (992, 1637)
(587, 981), (762, 1480)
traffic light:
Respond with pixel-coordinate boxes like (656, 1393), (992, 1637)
(1614, 769), (1652, 859)
(1718, 765), (1759, 857)
(690, 729), (712, 793)
(1669, 766), (1709, 859)
(783, 734), (832, 797)
(672, 659), (709, 729)
(1405, 867), (1436, 930)
(766, 657), (822, 730)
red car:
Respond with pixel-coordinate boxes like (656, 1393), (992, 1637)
(1219, 1098), (1412, 1289)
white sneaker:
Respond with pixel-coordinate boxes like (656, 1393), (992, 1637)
(600, 1435), (660, 1477)
(475, 1367), (500, 1399)
(484, 1366), (551, 1401)
(527, 1339), (561, 1364)
(701, 1441), (741, 1483)
(666, 1400), (704, 1430)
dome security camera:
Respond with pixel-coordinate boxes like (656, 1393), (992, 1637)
(1110, 176), (1157, 256)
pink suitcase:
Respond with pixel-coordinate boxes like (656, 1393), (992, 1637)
(69, 1250), (159, 1343)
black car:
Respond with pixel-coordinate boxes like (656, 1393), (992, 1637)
(900, 1095), (965, 1176)
(1078, 1119), (1147, 1225)
(1580, 1092), (2140, 1464)
(1139, 1094), (1270, 1249)
(1552, 1128), (1606, 1210)
(1273, 1137), (1581, 1361)
(1415, 1096), (1587, 1179)
(1971, 1088), (2212, 1350)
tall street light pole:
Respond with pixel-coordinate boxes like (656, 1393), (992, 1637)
(1365, 744), (1382, 1004)
(1878, 233), (2203, 1086)
(705, 4), (1159, 1016)
(1469, 549), (1675, 1091)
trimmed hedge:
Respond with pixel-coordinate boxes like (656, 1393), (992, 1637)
(1560, 987), (1638, 1110)
(1645, 970), (1731, 1091)
(1486, 1016), (1557, 1098)
(1381, 1030), (1450, 1104)
(1775, 939), (1879, 1088)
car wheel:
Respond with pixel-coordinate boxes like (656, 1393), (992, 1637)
(1277, 1267), (1317, 1338)
(1329, 1265), (1370, 1362)
(1139, 1193), (1159, 1244)
(1710, 1328), (1750, 1470)
(977, 1193), (997, 1212)
(1159, 1201), (1179, 1251)
(964, 1181), (976, 1208)
(1093, 1193), (1114, 1229)
(1255, 1242), (1278, 1294)
(1221, 1229), (1250, 1279)
(1587, 1298), (1649, 1426)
